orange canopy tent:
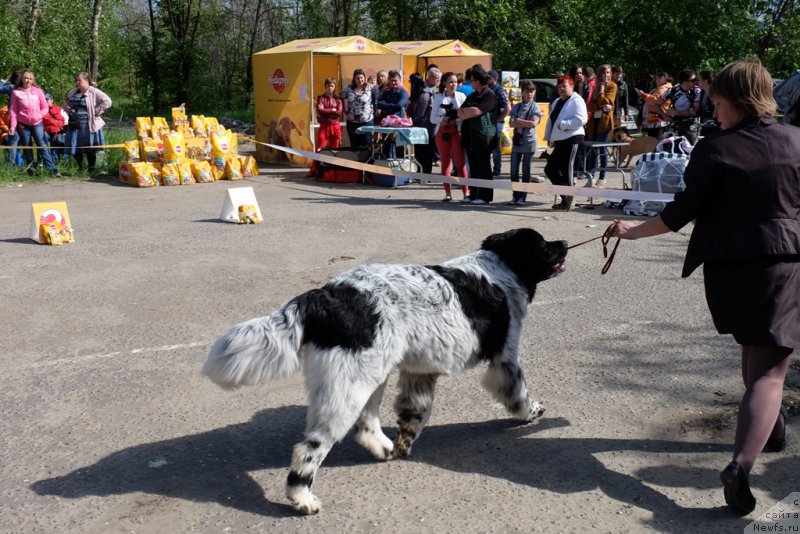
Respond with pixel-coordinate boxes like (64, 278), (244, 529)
(384, 40), (492, 88)
(252, 36), (401, 165)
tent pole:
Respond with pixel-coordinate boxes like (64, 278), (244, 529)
(310, 51), (316, 153)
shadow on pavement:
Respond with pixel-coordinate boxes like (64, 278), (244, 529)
(31, 404), (757, 529)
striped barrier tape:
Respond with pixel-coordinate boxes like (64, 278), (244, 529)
(238, 135), (676, 203)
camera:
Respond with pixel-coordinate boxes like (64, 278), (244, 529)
(440, 102), (453, 110)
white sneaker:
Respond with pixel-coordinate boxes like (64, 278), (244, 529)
(531, 175), (546, 183)
(461, 198), (472, 204)
(471, 199), (486, 205)
(597, 179), (607, 188)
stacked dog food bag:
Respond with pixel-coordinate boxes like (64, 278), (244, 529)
(119, 104), (259, 187)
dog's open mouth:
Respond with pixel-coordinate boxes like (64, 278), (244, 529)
(552, 261), (566, 274)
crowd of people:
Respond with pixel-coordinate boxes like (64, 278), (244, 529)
(310, 60), (800, 212)
(311, 63), (546, 205)
(1, 69), (112, 176)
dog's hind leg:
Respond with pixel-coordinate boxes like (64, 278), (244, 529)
(286, 354), (387, 515)
(392, 372), (438, 458)
(482, 359), (545, 424)
(355, 378), (394, 460)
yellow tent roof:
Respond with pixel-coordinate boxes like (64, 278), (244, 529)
(384, 40), (490, 58)
(255, 36), (398, 56)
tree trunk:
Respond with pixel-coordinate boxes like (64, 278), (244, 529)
(244, 0), (265, 109)
(87, 0), (104, 81)
(147, 0), (161, 110)
(24, 0), (40, 47)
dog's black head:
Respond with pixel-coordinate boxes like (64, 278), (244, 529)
(481, 228), (568, 300)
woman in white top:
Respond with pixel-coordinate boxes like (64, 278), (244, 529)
(543, 75), (588, 210)
(430, 72), (468, 201)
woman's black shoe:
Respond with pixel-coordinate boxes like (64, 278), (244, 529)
(765, 405), (788, 452)
(720, 461), (756, 515)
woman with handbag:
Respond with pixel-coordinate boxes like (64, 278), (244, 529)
(508, 80), (543, 205)
(431, 72), (468, 202)
(63, 72), (112, 173)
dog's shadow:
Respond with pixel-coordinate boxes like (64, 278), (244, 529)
(31, 405), (746, 528)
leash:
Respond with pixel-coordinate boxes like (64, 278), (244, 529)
(567, 222), (621, 274)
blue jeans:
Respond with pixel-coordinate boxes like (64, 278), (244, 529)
(18, 122), (58, 173)
(491, 124), (503, 176)
(510, 151), (533, 202)
(586, 131), (609, 180)
(4, 131), (20, 167)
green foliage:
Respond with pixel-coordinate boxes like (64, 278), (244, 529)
(0, 0), (798, 123)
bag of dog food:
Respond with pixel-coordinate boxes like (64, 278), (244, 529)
(136, 117), (152, 139)
(190, 160), (215, 183)
(151, 117), (170, 139)
(161, 163), (181, 186)
(238, 155), (259, 177)
(211, 129), (233, 175)
(185, 138), (210, 160)
(124, 140), (141, 162)
(205, 117), (222, 136)
(162, 131), (186, 163)
(139, 138), (162, 163)
(191, 115), (207, 137)
(171, 104), (187, 122)
(118, 162), (160, 187)
(238, 204), (261, 224)
(178, 161), (194, 184)
(224, 156), (243, 180)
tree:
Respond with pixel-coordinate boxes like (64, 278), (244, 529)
(87, 0), (104, 81)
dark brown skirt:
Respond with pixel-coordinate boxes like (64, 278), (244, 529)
(704, 256), (800, 348)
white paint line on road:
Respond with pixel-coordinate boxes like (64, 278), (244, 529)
(25, 298), (588, 370)
(27, 341), (208, 369)
(598, 320), (655, 335)
(531, 295), (586, 307)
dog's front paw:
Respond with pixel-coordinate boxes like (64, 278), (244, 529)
(526, 400), (545, 424)
(391, 433), (413, 459)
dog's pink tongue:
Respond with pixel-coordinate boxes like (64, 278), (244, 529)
(553, 261), (566, 273)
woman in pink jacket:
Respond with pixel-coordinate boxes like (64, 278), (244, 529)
(8, 69), (61, 176)
(63, 72), (112, 173)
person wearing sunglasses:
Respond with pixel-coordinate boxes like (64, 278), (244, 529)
(660, 69), (703, 144)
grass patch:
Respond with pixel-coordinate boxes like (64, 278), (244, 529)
(0, 127), (135, 185)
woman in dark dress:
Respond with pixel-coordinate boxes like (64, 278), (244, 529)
(610, 59), (800, 516)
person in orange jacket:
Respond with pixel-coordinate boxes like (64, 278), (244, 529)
(637, 72), (672, 139)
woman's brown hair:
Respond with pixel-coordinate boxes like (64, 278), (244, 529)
(710, 59), (777, 119)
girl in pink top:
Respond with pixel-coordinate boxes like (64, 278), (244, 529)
(8, 69), (60, 175)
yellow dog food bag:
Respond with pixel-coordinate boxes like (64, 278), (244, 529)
(118, 162), (160, 187)
(161, 163), (181, 186)
(191, 115), (207, 137)
(185, 137), (210, 160)
(210, 129), (233, 174)
(172, 103), (187, 122)
(124, 140), (141, 162)
(190, 160), (215, 183)
(205, 117), (222, 136)
(238, 155), (259, 177)
(178, 161), (195, 184)
(136, 117), (152, 139)
(224, 156), (243, 180)
(139, 138), (162, 163)
(162, 131), (186, 163)
(238, 205), (261, 224)
(151, 117), (170, 139)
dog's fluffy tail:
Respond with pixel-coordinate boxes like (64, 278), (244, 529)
(202, 301), (304, 389)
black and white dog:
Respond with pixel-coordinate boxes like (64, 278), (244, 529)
(203, 228), (568, 514)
